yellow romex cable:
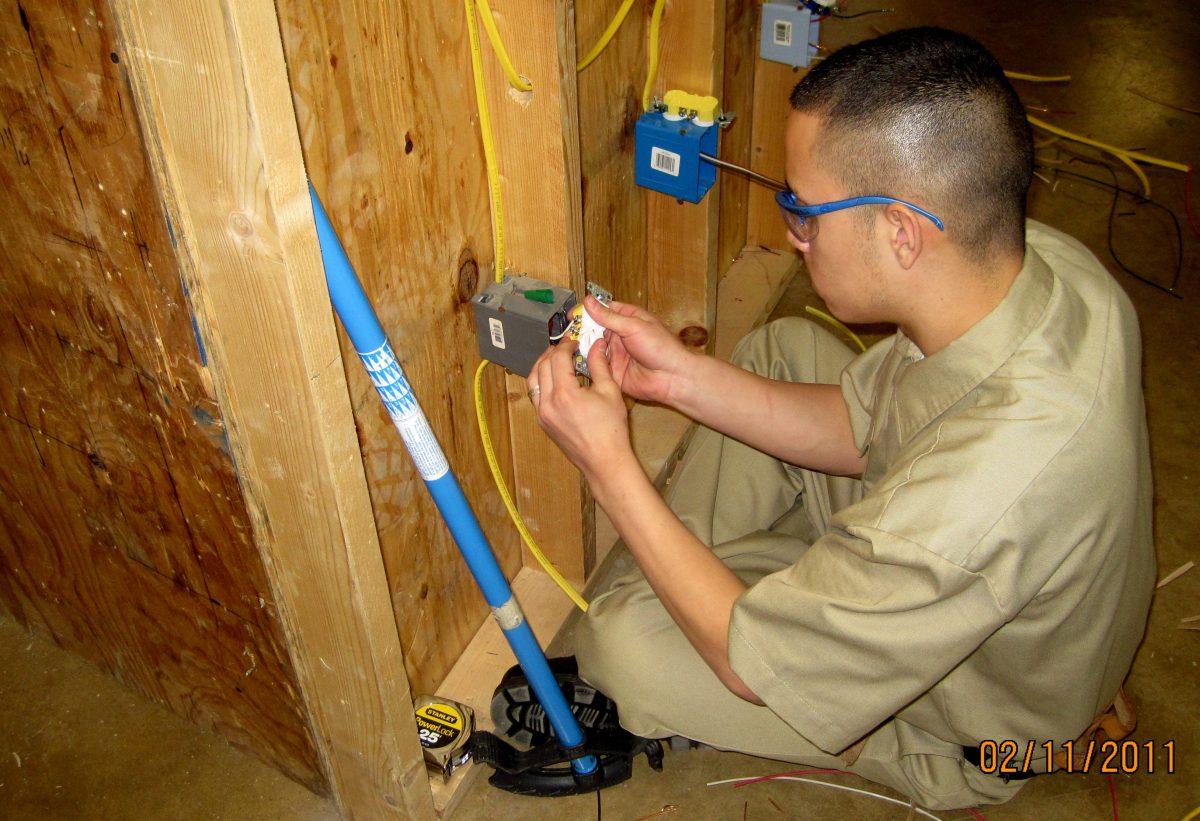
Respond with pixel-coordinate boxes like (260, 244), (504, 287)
(476, 0), (533, 92)
(464, 0), (507, 276)
(641, 0), (667, 111)
(474, 361), (589, 612)
(805, 306), (866, 353)
(577, 0), (637, 72)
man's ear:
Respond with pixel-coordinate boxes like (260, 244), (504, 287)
(884, 203), (923, 270)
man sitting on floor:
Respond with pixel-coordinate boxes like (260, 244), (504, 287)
(523, 27), (1154, 810)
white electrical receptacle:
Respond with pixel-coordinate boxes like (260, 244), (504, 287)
(573, 282), (613, 378)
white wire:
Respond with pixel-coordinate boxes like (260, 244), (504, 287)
(706, 776), (943, 821)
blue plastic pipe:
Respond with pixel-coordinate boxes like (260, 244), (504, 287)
(308, 185), (597, 777)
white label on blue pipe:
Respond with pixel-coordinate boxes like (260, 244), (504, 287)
(359, 341), (450, 482)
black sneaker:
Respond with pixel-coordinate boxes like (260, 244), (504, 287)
(489, 656), (620, 750)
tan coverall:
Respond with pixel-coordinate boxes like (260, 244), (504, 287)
(575, 220), (1156, 809)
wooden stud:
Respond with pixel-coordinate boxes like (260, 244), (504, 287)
(717, 0), (762, 276)
(112, 1), (431, 816)
(475, 0), (593, 585)
(575, 0), (650, 310)
(746, 58), (801, 249)
(645, 0), (726, 350)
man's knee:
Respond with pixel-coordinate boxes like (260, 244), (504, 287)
(574, 579), (684, 733)
(730, 317), (856, 383)
(575, 581), (652, 699)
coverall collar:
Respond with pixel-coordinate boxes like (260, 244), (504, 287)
(889, 246), (1056, 446)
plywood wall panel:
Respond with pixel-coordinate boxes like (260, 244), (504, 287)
(0, 412), (324, 788)
(0, 0), (321, 791)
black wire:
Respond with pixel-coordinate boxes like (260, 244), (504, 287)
(596, 786), (602, 821)
(830, 8), (895, 18)
(1035, 160), (1185, 299)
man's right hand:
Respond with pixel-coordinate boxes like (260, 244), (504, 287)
(582, 295), (690, 406)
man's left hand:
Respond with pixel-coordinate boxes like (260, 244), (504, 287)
(526, 338), (632, 480)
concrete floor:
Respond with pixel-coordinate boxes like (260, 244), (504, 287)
(2, 1), (1197, 819)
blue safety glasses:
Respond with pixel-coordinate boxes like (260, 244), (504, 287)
(775, 189), (945, 243)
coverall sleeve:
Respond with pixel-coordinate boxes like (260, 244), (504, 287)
(727, 524), (1006, 753)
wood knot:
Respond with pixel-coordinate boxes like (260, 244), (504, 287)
(678, 325), (708, 347)
(404, 132), (414, 155)
(228, 211), (254, 238)
(456, 249), (479, 304)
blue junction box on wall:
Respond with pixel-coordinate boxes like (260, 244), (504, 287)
(633, 110), (719, 204)
(760, 2), (821, 68)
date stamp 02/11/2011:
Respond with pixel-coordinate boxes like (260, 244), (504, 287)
(978, 739), (1177, 776)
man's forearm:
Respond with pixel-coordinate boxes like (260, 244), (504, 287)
(586, 454), (762, 703)
(668, 353), (865, 476)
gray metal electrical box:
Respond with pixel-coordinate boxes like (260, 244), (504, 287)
(472, 275), (576, 377)
(760, 3), (821, 68)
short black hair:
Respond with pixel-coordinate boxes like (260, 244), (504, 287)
(789, 27), (1033, 260)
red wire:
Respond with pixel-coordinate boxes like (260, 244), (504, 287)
(730, 767), (855, 789)
(1185, 167), (1200, 240)
(1106, 774), (1119, 821)
(965, 808), (986, 821)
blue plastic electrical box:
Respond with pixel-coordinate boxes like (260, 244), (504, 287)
(634, 111), (718, 203)
(760, 2), (820, 68)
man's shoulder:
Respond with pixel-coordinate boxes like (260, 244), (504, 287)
(1025, 218), (1139, 332)
(1007, 220), (1141, 406)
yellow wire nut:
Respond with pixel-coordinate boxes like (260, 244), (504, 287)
(663, 90), (720, 123)
(641, 0), (667, 112)
(577, 0), (637, 72)
(805, 305), (866, 353)
(474, 360), (590, 612)
(476, 0), (533, 92)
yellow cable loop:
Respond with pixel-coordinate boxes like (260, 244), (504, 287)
(476, 0), (533, 92)
(475, 361), (590, 611)
(1002, 72), (1190, 196)
(1114, 150), (1153, 199)
(1180, 806), (1200, 821)
(1004, 71), (1072, 83)
(641, 0), (667, 111)
(1026, 114), (1191, 198)
(577, 0), (637, 71)
(805, 306), (867, 353)
(465, 0), (589, 611)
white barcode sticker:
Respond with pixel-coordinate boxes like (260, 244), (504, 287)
(773, 19), (793, 47)
(488, 317), (506, 350)
(650, 147), (681, 177)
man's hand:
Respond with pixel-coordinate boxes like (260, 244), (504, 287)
(526, 336), (635, 481)
(583, 296), (691, 406)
